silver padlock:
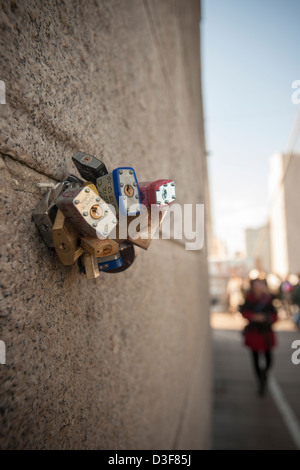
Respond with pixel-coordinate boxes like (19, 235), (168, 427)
(72, 152), (108, 185)
(56, 185), (117, 237)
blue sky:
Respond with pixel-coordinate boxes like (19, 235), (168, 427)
(202, 0), (300, 255)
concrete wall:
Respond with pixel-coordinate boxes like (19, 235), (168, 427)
(0, 0), (211, 449)
(269, 153), (300, 277)
(269, 153), (289, 277)
(284, 153), (300, 275)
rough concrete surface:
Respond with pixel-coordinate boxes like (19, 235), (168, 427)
(0, 0), (211, 449)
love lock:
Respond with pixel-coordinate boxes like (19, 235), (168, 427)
(32, 153), (176, 279)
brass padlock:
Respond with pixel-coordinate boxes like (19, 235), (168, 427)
(32, 181), (69, 247)
(84, 182), (99, 194)
(83, 252), (100, 279)
(115, 207), (166, 250)
(80, 236), (119, 258)
(52, 210), (84, 265)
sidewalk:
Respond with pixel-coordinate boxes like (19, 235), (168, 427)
(212, 313), (300, 450)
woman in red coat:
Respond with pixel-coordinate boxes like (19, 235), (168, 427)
(239, 278), (277, 396)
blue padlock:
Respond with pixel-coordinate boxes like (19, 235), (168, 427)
(97, 252), (124, 272)
(97, 167), (141, 216)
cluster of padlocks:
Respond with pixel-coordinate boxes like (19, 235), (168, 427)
(33, 152), (176, 279)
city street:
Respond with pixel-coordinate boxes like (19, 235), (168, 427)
(212, 313), (300, 450)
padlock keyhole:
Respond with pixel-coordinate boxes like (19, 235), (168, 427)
(103, 245), (112, 256)
(90, 204), (103, 219)
(81, 155), (92, 163)
(124, 184), (134, 197)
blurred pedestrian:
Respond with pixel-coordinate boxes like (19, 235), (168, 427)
(292, 275), (300, 329)
(279, 276), (293, 318)
(239, 279), (277, 396)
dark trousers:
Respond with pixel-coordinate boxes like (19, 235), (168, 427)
(251, 350), (272, 378)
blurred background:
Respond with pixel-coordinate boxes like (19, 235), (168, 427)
(203, 0), (300, 450)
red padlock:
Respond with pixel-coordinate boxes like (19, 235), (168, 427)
(139, 179), (176, 207)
